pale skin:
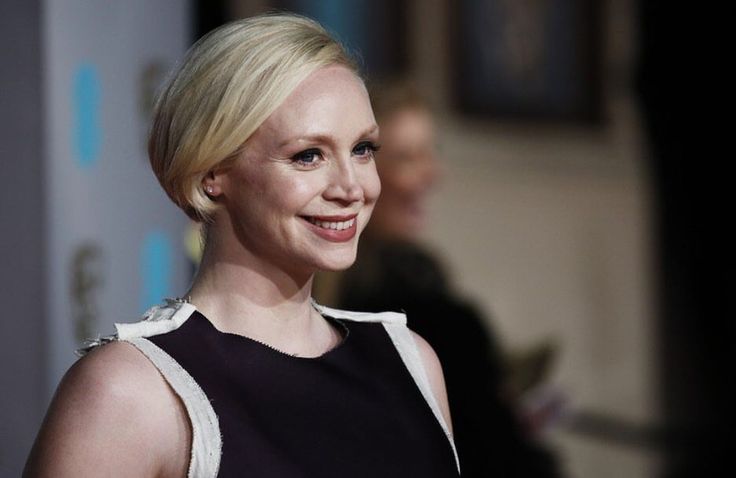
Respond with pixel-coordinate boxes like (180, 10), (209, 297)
(24, 65), (453, 477)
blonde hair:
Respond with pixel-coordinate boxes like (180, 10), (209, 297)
(149, 13), (359, 221)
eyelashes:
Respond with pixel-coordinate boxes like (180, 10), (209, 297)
(291, 148), (322, 166)
(290, 141), (381, 168)
(353, 141), (381, 157)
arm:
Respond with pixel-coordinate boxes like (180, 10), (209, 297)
(23, 341), (190, 478)
(409, 330), (454, 435)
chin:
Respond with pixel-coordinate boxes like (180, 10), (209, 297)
(314, 250), (358, 272)
(318, 258), (357, 272)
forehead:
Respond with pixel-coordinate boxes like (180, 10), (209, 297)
(286, 65), (368, 110)
(258, 66), (375, 142)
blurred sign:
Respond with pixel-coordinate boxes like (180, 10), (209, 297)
(453, 0), (602, 122)
(44, 0), (191, 390)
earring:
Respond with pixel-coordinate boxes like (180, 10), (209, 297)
(205, 185), (214, 195)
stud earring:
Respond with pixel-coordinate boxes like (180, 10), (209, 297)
(205, 185), (214, 195)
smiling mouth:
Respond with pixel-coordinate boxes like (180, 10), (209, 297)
(302, 216), (356, 231)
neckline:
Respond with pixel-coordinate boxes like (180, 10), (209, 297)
(190, 309), (351, 361)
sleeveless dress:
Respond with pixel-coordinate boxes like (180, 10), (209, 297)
(83, 299), (460, 477)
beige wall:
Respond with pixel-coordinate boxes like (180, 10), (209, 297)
(427, 103), (660, 477)
(431, 97), (655, 419)
(411, 0), (662, 476)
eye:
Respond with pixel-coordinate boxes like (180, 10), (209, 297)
(352, 141), (380, 159)
(291, 148), (323, 168)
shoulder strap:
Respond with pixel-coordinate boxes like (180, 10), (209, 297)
(381, 321), (461, 474)
(76, 299), (195, 356)
(123, 337), (222, 478)
(313, 302), (461, 474)
(311, 301), (407, 324)
(78, 300), (221, 477)
(115, 300), (196, 340)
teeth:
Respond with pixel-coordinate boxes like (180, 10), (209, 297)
(307, 217), (355, 231)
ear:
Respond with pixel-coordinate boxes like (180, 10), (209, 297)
(201, 170), (223, 198)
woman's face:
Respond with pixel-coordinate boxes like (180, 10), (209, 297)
(368, 106), (440, 241)
(214, 65), (381, 276)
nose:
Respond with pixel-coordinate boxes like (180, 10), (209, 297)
(323, 156), (364, 204)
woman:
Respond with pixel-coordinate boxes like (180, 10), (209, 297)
(24, 14), (459, 477)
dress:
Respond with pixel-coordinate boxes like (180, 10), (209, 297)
(84, 299), (460, 477)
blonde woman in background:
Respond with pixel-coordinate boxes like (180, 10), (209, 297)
(321, 80), (561, 478)
(24, 15), (460, 477)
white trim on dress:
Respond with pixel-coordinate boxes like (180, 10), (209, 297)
(312, 302), (461, 474)
(124, 337), (222, 478)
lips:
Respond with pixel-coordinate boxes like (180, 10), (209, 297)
(305, 216), (355, 230)
(300, 214), (358, 242)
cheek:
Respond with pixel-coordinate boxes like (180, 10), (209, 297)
(251, 169), (316, 209)
(281, 177), (316, 207)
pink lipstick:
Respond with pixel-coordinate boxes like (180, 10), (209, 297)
(301, 214), (358, 242)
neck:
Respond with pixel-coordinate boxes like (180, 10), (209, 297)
(185, 220), (336, 357)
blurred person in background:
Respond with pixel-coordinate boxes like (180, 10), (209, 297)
(24, 14), (461, 477)
(316, 79), (562, 477)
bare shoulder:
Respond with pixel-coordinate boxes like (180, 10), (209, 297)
(408, 330), (442, 374)
(24, 341), (190, 478)
(66, 340), (162, 393)
(408, 330), (454, 435)
(57, 341), (172, 421)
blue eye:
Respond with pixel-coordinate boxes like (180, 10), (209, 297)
(353, 141), (380, 157)
(292, 148), (322, 166)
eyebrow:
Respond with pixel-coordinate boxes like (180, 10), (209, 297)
(277, 124), (379, 149)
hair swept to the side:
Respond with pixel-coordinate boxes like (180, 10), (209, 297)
(148, 12), (360, 221)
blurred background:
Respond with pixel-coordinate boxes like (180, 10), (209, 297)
(1, 1), (728, 477)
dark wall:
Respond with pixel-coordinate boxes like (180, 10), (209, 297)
(194, 0), (228, 40)
(638, 1), (731, 475)
(0, 0), (48, 475)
